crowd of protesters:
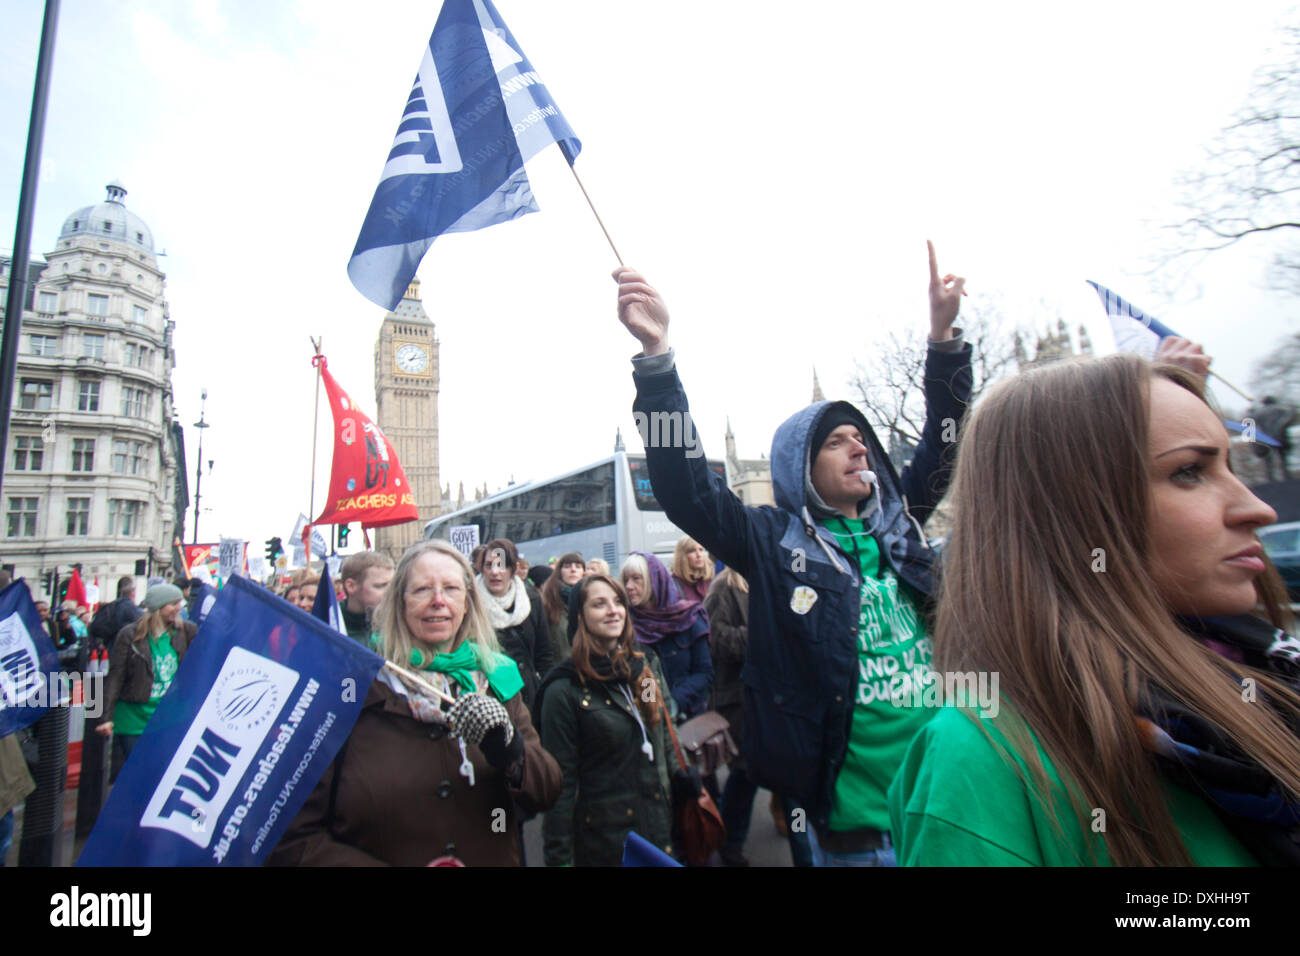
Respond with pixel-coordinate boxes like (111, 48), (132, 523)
(7, 241), (1300, 869)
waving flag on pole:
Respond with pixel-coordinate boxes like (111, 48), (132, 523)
(1087, 280), (1275, 442)
(348, 0), (582, 311)
(0, 580), (60, 737)
(77, 576), (384, 866)
(312, 355), (421, 530)
(311, 565), (349, 637)
(1085, 280), (1178, 359)
(65, 566), (88, 609)
(291, 514), (330, 561)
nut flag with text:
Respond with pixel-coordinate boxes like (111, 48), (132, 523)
(312, 354), (420, 531)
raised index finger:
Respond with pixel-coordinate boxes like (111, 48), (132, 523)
(927, 240), (939, 287)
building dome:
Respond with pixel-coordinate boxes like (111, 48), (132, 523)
(59, 180), (154, 253)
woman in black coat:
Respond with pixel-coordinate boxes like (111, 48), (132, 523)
(537, 573), (674, 866)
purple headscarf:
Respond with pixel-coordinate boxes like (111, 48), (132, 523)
(627, 551), (709, 647)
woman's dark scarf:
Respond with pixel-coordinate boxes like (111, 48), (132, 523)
(1137, 615), (1300, 865)
(628, 551), (709, 648)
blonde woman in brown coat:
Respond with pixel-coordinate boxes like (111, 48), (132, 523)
(269, 540), (561, 866)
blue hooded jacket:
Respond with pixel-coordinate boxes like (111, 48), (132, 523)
(631, 343), (971, 831)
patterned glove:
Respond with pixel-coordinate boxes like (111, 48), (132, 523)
(447, 692), (513, 748)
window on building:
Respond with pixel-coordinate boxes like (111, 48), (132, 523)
(132, 305), (148, 323)
(87, 293), (108, 316)
(102, 221), (112, 234)
(19, 379), (52, 411)
(121, 387), (148, 418)
(124, 343), (151, 369)
(72, 438), (95, 472)
(111, 439), (128, 473)
(38, 291), (57, 312)
(66, 497), (90, 536)
(83, 333), (105, 358)
(6, 497), (38, 537)
(130, 442), (148, 476)
(108, 499), (142, 536)
(12, 436), (43, 471)
(29, 335), (58, 356)
(77, 380), (100, 412)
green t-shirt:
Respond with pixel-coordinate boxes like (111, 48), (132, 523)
(822, 516), (934, 832)
(888, 705), (1258, 866)
(113, 632), (179, 736)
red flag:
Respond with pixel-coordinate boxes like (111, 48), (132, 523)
(65, 567), (88, 608)
(312, 354), (419, 529)
(184, 544), (219, 577)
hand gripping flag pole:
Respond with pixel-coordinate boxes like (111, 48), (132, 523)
(1086, 280), (1254, 403)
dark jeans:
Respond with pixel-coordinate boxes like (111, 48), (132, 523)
(720, 766), (813, 867)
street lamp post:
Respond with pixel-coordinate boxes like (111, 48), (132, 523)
(191, 389), (209, 545)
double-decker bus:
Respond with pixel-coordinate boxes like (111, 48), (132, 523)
(425, 452), (728, 571)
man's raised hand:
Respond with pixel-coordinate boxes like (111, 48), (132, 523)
(614, 268), (670, 357)
(928, 240), (966, 342)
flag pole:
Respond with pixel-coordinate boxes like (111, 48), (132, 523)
(558, 143), (623, 266)
(382, 660), (457, 706)
(1208, 371), (1253, 405)
(307, 337), (323, 566)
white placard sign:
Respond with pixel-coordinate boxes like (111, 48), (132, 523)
(218, 538), (244, 580)
(449, 525), (480, 558)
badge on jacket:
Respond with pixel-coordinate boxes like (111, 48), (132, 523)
(790, 586), (818, 615)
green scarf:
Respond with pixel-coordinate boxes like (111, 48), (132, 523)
(408, 641), (524, 702)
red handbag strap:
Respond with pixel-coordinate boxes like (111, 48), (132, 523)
(659, 697), (689, 773)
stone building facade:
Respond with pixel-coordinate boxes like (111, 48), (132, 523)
(1, 182), (185, 597)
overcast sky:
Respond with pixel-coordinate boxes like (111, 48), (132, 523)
(2, 0), (1296, 550)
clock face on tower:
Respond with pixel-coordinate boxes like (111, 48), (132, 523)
(395, 343), (429, 374)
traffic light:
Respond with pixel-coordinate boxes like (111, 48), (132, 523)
(338, 524), (350, 548)
(265, 536), (283, 565)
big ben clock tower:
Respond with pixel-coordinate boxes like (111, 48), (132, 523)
(374, 279), (440, 559)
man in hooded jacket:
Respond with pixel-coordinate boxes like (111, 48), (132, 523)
(613, 243), (972, 865)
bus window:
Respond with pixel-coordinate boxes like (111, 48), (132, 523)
(627, 455), (726, 511)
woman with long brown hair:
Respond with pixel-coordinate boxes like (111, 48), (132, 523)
(889, 353), (1300, 865)
(97, 584), (197, 781)
(537, 573), (677, 866)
